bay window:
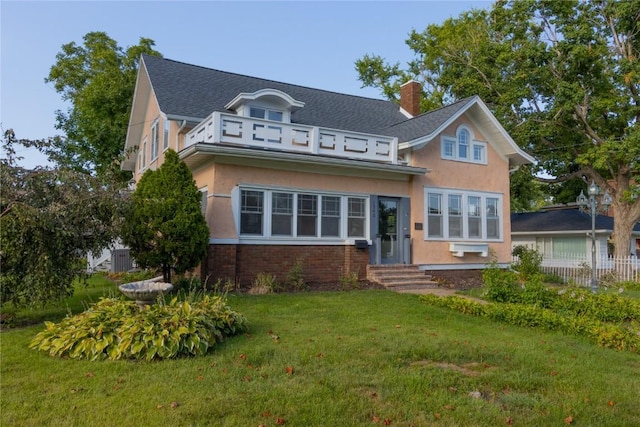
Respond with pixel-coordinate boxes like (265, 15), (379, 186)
(424, 188), (502, 241)
(240, 188), (368, 240)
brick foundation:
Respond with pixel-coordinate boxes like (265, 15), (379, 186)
(205, 244), (370, 285)
(426, 269), (485, 289)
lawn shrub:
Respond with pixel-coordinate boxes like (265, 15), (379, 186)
(553, 287), (640, 323)
(284, 259), (307, 292)
(30, 295), (246, 361)
(172, 275), (204, 293)
(511, 245), (543, 280)
(420, 294), (640, 353)
(249, 272), (278, 294)
(340, 270), (360, 290)
(482, 262), (520, 303)
(520, 277), (557, 308)
(105, 269), (158, 284)
(618, 280), (640, 292)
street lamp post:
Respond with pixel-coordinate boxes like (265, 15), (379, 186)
(576, 181), (613, 292)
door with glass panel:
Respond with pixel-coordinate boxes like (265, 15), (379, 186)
(379, 198), (399, 264)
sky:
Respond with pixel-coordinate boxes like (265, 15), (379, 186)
(1, 0), (490, 169)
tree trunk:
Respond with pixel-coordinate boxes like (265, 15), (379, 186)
(611, 189), (640, 257)
(162, 264), (172, 284)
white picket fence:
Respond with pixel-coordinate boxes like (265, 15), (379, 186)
(512, 253), (640, 285)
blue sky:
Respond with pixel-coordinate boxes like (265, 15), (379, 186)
(1, 0), (490, 168)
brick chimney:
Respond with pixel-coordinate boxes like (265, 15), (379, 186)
(400, 80), (421, 117)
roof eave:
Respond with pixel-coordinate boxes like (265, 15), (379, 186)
(179, 143), (429, 179)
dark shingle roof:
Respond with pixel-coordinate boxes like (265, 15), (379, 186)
(143, 54), (411, 135)
(144, 54), (484, 142)
(379, 97), (476, 141)
(510, 210), (640, 233)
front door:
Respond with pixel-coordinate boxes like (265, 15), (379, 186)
(379, 198), (399, 264)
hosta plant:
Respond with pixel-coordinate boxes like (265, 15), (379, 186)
(30, 295), (246, 361)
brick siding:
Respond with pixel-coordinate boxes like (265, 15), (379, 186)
(205, 244), (369, 285)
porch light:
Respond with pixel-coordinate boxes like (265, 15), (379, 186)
(576, 180), (613, 292)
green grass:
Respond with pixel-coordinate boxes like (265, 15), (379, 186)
(2, 286), (640, 426)
(0, 275), (118, 328)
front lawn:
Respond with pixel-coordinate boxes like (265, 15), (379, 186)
(2, 284), (639, 426)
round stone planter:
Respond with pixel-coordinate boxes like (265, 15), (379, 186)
(119, 280), (173, 309)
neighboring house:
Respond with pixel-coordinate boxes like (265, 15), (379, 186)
(122, 54), (534, 284)
(511, 209), (640, 258)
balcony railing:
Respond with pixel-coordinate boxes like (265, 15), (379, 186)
(185, 111), (399, 164)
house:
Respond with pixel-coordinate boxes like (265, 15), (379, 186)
(123, 54), (534, 285)
(511, 208), (640, 258)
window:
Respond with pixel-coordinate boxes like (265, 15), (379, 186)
(151, 121), (159, 161)
(200, 188), (208, 215)
(553, 237), (586, 258)
(297, 194), (318, 236)
(249, 107), (283, 122)
(424, 188), (502, 241)
(321, 196), (341, 237)
(441, 126), (487, 164)
(448, 194), (463, 238)
(427, 193), (443, 238)
(536, 236), (586, 258)
(486, 197), (499, 238)
(467, 196), (482, 238)
(240, 190), (263, 235)
(141, 139), (147, 169)
(473, 144), (485, 162)
(239, 188), (368, 240)
(458, 128), (469, 159)
(272, 192), (293, 236)
(163, 120), (170, 150)
(348, 197), (366, 237)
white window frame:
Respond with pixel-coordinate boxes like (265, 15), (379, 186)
(150, 120), (159, 161)
(199, 187), (208, 216)
(163, 119), (170, 151)
(424, 187), (503, 241)
(236, 102), (291, 123)
(140, 138), (148, 171)
(238, 187), (369, 241)
(441, 125), (488, 165)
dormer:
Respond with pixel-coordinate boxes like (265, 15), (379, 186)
(225, 88), (305, 123)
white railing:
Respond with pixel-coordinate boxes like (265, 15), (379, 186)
(185, 111), (398, 164)
(511, 253), (640, 285)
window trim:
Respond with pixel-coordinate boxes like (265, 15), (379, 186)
(424, 187), (503, 241)
(163, 119), (170, 151)
(150, 120), (159, 161)
(441, 125), (488, 165)
(238, 187), (369, 242)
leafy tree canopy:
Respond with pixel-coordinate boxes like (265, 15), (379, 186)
(44, 32), (161, 179)
(121, 150), (209, 283)
(1, 129), (126, 306)
(356, 0), (640, 254)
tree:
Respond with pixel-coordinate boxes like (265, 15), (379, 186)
(44, 32), (161, 178)
(0, 129), (126, 306)
(356, 0), (640, 255)
(121, 150), (209, 283)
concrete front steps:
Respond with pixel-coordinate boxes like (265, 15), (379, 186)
(367, 264), (439, 292)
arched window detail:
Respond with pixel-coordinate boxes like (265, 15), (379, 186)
(440, 125), (487, 165)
